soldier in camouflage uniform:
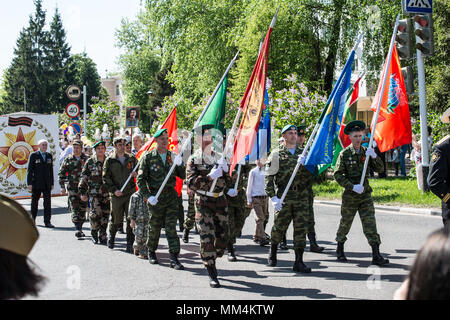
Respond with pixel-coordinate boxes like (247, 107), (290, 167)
(128, 190), (150, 259)
(333, 120), (389, 266)
(265, 125), (313, 273)
(102, 137), (138, 253)
(297, 125), (325, 253)
(136, 129), (185, 270)
(186, 126), (231, 288)
(78, 141), (110, 245)
(226, 163), (251, 261)
(59, 140), (88, 239)
(182, 187), (197, 243)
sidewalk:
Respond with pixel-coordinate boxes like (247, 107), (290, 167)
(314, 199), (441, 217)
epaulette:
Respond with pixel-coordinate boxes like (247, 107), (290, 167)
(435, 134), (450, 147)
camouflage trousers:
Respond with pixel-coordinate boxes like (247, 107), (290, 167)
(109, 195), (134, 245)
(147, 194), (180, 254)
(271, 194), (309, 250)
(228, 203), (246, 245)
(89, 195), (110, 241)
(195, 195), (229, 266)
(183, 193), (196, 231)
(336, 191), (381, 246)
(133, 216), (149, 256)
(177, 195), (185, 229)
(68, 190), (87, 225)
(307, 190), (316, 234)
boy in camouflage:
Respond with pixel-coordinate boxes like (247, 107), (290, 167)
(333, 120), (389, 266)
(129, 190), (150, 259)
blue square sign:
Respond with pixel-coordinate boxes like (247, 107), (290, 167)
(405, 0), (433, 14)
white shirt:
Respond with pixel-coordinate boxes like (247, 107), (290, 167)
(246, 166), (267, 203)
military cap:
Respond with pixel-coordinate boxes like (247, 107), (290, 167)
(0, 194), (39, 257)
(92, 141), (106, 149)
(154, 128), (168, 138)
(281, 124), (297, 135)
(344, 120), (366, 135)
(72, 140), (83, 147)
(441, 107), (450, 124)
(297, 125), (307, 135)
(113, 137), (125, 145)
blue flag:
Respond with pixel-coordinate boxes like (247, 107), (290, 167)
(305, 51), (355, 172)
(246, 89), (271, 162)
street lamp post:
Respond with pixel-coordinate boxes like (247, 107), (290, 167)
(147, 90), (154, 130)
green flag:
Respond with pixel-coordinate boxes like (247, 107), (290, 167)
(197, 76), (228, 134)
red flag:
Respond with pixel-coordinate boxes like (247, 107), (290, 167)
(136, 107), (183, 195)
(371, 46), (412, 152)
(229, 26), (273, 174)
(339, 77), (361, 149)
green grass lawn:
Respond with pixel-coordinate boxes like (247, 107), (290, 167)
(313, 177), (441, 209)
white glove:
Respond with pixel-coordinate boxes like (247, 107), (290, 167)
(271, 196), (283, 211)
(219, 158), (229, 173)
(297, 155), (306, 165)
(174, 155), (183, 166)
(149, 196), (158, 206)
(208, 166), (223, 180)
(366, 147), (377, 159)
(352, 184), (364, 194)
(227, 189), (238, 197)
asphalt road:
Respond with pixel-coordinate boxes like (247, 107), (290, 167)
(19, 194), (442, 301)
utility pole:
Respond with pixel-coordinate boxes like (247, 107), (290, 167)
(23, 87), (26, 112)
(83, 85), (87, 135)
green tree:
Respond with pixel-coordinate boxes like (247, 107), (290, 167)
(85, 98), (121, 141)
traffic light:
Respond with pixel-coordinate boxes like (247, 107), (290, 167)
(395, 19), (411, 60)
(401, 66), (414, 95)
(413, 14), (434, 56)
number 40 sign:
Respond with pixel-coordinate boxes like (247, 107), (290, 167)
(65, 103), (81, 119)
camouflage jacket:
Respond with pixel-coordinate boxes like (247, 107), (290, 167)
(265, 145), (313, 199)
(128, 191), (149, 222)
(334, 144), (384, 194)
(59, 153), (89, 191)
(227, 163), (251, 206)
(102, 151), (138, 197)
(78, 155), (109, 197)
(136, 149), (185, 200)
(186, 149), (231, 196)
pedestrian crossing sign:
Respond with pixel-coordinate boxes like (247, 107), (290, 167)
(405, 0), (433, 14)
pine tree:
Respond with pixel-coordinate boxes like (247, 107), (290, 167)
(47, 7), (72, 113)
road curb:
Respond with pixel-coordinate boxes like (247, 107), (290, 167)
(315, 199), (441, 217)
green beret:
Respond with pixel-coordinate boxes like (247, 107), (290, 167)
(154, 129), (168, 138)
(344, 120), (366, 135)
(93, 141), (106, 149)
(72, 140), (83, 147)
(297, 125), (307, 135)
(281, 124), (297, 135)
(113, 137), (125, 145)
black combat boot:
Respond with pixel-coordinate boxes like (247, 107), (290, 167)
(75, 223), (82, 239)
(293, 249), (312, 273)
(206, 264), (220, 288)
(308, 232), (324, 253)
(79, 223), (85, 238)
(279, 234), (288, 250)
(371, 244), (389, 266)
(170, 253), (185, 270)
(227, 243), (237, 262)
(91, 230), (99, 244)
(267, 243), (278, 267)
(182, 229), (190, 243)
(108, 234), (116, 249)
(336, 242), (347, 262)
(126, 242), (134, 254)
(148, 251), (159, 264)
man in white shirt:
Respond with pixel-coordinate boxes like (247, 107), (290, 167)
(247, 158), (270, 246)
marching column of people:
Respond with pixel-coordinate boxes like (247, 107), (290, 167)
(48, 118), (400, 288)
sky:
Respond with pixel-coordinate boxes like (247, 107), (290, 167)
(0, 0), (142, 80)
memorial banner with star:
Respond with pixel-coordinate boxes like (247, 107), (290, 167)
(0, 113), (60, 197)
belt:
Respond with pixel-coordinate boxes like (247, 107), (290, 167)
(196, 190), (224, 198)
(253, 195), (268, 199)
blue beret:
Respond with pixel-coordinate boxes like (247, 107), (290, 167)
(281, 125), (297, 134)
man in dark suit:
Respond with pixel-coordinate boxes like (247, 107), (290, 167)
(27, 139), (55, 227)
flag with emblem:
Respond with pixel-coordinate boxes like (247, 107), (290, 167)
(317, 76), (361, 174)
(305, 50), (355, 172)
(229, 10), (277, 174)
(370, 46), (412, 152)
